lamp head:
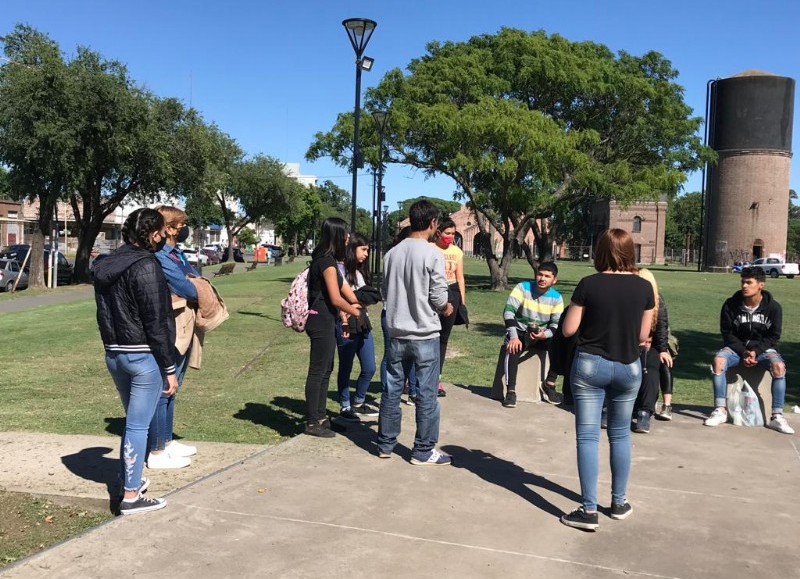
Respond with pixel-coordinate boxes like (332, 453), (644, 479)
(342, 18), (377, 58)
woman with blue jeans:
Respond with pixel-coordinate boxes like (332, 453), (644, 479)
(336, 233), (379, 421)
(93, 208), (178, 515)
(147, 205), (200, 469)
(560, 229), (654, 531)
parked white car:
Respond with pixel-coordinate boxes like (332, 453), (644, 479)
(750, 256), (798, 279)
(182, 248), (208, 267)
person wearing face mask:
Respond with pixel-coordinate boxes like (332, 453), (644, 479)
(93, 208), (178, 515)
(146, 206), (200, 469)
(432, 217), (465, 397)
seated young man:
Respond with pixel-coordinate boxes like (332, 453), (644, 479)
(494, 262), (564, 408)
(704, 266), (794, 434)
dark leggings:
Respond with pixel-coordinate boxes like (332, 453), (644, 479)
(304, 312), (336, 423)
(659, 361), (673, 395)
(635, 347), (661, 414)
(438, 286), (461, 377)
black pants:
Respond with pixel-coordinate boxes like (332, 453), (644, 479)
(304, 312), (336, 423)
(635, 347), (661, 415)
(499, 333), (549, 393)
(660, 362), (673, 396)
(438, 285), (461, 377)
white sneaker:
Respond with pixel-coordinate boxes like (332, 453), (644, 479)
(768, 414), (795, 434)
(147, 451), (191, 469)
(166, 440), (197, 457)
(704, 408), (728, 427)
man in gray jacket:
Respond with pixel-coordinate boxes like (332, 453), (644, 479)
(378, 200), (454, 465)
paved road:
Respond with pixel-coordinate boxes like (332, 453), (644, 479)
(4, 384), (800, 578)
(0, 285), (94, 314)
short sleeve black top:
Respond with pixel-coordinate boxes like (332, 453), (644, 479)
(308, 254), (342, 317)
(571, 273), (655, 364)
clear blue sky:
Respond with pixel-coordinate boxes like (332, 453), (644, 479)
(3, 0), (799, 212)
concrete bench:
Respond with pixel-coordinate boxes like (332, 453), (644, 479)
(492, 347), (549, 403)
(726, 367), (773, 423)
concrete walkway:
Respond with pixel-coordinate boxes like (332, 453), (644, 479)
(3, 384), (800, 578)
(0, 286), (94, 314)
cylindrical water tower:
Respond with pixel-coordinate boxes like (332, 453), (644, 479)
(703, 70), (795, 269)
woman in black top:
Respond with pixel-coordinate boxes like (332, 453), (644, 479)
(93, 208), (178, 515)
(304, 218), (361, 437)
(560, 229), (654, 531)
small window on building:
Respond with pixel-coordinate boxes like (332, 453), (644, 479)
(8, 211), (18, 219)
(632, 216), (642, 233)
(634, 244), (642, 263)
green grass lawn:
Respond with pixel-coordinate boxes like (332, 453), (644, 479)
(0, 259), (797, 445)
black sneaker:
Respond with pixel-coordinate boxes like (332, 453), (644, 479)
(655, 405), (672, 421)
(540, 384), (563, 404)
(351, 403), (380, 417)
(502, 391), (517, 408)
(437, 384), (447, 397)
(405, 395), (417, 406)
(610, 501), (633, 520)
(560, 506), (599, 531)
(119, 494), (166, 516)
(337, 408), (361, 423)
(305, 422), (335, 438)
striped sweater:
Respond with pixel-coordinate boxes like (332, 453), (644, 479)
(503, 281), (564, 340)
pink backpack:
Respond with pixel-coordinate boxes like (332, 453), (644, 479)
(281, 268), (312, 332)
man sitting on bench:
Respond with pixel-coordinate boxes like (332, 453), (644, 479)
(496, 262), (564, 408)
(704, 266), (794, 434)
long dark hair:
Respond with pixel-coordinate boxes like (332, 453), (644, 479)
(312, 217), (348, 261)
(122, 208), (164, 248)
(343, 232), (371, 287)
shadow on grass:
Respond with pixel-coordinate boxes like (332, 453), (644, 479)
(61, 446), (119, 514)
(440, 446), (581, 518)
(104, 417), (125, 437)
(233, 398), (304, 437)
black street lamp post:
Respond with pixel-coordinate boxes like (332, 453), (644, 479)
(371, 109), (389, 278)
(342, 18), (377, 231)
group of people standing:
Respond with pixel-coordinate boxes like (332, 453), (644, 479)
(301, 201), (465, 444)
(94, 206), (217, 515)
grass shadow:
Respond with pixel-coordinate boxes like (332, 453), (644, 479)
(233, 400), (304, 437)
(61, 446), (119, 514)
(440, 446), (581, 518)
(103, 417), (125, 437)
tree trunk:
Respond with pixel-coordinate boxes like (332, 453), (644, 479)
(73, 219), (103, 283)
(27, 231), (47, 288)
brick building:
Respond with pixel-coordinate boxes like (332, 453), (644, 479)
(590, 198), (667, 264)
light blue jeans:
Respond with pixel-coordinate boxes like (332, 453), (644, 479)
(711, 347), (786, 414)
(571, 351), (641, 512)
(336, 324), (376, 409)
(148, 347), (190, 452)
(106, 352), (163, 492)
(378, 337), (440, 457)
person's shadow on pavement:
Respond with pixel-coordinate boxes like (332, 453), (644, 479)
(233, 399), (305, 437)
(61, 446), (120, 513)
(440, 446), (581, 518)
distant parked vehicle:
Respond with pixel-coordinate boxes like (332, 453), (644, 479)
(0, 244), (73, 285)
(730, 261), (752, 273)
(750, 256), (798, 279)
(200, 248), (220, 265)
(182, 248), (208, 267)
(221, 247), (245, 263)
(0, 258), (29, 292)
(261, 244), (284, 259)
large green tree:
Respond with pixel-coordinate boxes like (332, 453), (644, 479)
(665, 191), (702, 260)
(308, 28), (710, 288)
(0, 25), (72, 286)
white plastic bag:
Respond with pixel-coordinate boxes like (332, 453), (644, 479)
(726, 376), (764, 427)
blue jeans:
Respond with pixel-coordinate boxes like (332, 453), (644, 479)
(380, 310), (417, 396)
(148, 347), (190, 451)
(712, 347), (786, 413)
(570, 351), (641, 512)
(336, 323), (376, 408)
(378, 337), (440, 456)
(106, 352), (164, 492)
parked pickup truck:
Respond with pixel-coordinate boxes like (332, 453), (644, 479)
(750, 256), (799, 279)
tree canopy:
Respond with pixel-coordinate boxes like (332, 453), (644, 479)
(308, 28), (711, 288)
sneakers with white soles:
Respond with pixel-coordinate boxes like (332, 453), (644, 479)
(166, 440), (197, 457)
(410, 448), (452, 466)
(704, 408), (727, 427)
(768, 414), (795, 434)
(147, 451), (191, 469)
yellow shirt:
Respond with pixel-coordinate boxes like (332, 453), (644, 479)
(436, 243), (463, 285)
